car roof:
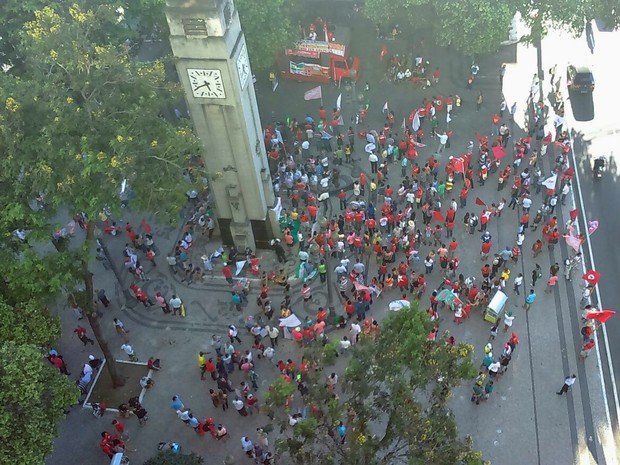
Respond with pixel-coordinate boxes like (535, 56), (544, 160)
(574, 66), (592, 74)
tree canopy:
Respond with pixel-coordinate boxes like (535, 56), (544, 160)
(0, 2), (202, 462)
(361, 0), (618, 56)
(266, 303), (481, 465)
(236, 0), (299, 71)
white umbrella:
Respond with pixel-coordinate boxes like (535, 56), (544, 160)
(365, 142), (376, 153)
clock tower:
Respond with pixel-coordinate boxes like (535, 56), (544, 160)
(165, 0), (275, 250)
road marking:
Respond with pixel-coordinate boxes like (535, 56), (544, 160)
(568, 130), (619, 464)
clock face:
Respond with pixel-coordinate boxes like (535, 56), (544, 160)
(187, 68), (226, 99)
(236, 43), (250, 89)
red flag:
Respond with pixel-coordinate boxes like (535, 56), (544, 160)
(586, 309), (616, 323)
(492, 144), (507, 160)
(475, 197), (486, 206)
(569, 208), (579, 221)
(433, 211), (444, 221)
(140, 219), (152, 234)
(582, 270), (601, 286)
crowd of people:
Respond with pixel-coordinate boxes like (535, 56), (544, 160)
(49, 43), (603, 464)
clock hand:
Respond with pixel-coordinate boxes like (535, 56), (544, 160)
(205, 81), (212, 91)
(193, 83), (209, 91)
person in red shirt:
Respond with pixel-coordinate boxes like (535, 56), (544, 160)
(222, 264), (233, 284)
(366, 217), (376, 233)
(206, 358), (217, 380)
(319, 106), (327, 120)
(481, 241), (492, 260)
(74, 325), (95, 346)
(433, 67), (440, 84)
(100, 435), (115, 459)
(448, 238), (458, 257)
(307, 205), (318, 221)
(344, 209), (354, 225)
(354, 210), (364, 226)
(459, 186), (469, 207)
(338, 190), (347, 211)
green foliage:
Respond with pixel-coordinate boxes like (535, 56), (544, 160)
(143, 450), (204, 465)
(434, 0), (514, 55)
(236, 0), (299, 71)
(0, 2), (201, 227)
(264, 376), (296, 409)
(271, 303), (480, 464)
(0, 299), (61, 347)
(0, 342), (80, 465)
(362, 0), (618, 55)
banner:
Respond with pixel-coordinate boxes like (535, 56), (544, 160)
(304, 86), (323, 101)
(541, 174), (557, 189)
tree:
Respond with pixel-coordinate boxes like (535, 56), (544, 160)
(0, 2), (201, 386)
(236, 0), (299, 72)
(268, 303), (481, 464)
(362, 0), (514, 56)
(0, 342), (80, 465)
(143, 450), (204, 465)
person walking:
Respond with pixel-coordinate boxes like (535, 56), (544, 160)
(513, 273), (523, 295)
(112, 419), (130, 441)
(476, 91), (483, 111)
(198, 352), (207, 380)
(503, 311), (514, 332)
(545, 275), (558, 293)
(113, 318), (129, 342)
(228, 325), (242, 344)
(524, 290), (536, 310)
(531, 264), (542, 286)
(74, 325), (95, 346)
(557, 374), (577, 395)
(121, 343), (138, 362)
(96, 289), (110, 307)
(232, 397), (249, 416)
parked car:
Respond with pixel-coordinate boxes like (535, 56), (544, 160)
(566, 65), (595, 93)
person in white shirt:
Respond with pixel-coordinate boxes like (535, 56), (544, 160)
(339, 336), (352, 353)
(557, 374), (577, 395)
(513, 273), (524, 295)
(350, 322), (361, 344)
(503, 311), (514, 332)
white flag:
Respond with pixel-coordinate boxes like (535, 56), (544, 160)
(304, 86), (322, 101)
(412, 110), (421, 131)
(541, 174), (557, 189)
(446, 112), (452, 124)
(383, 101), (389, 113)
(336, 93), (342, 111)
(401, 117), (406, 130)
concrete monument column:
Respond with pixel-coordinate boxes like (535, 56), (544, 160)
(165, 0), (275, 249)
